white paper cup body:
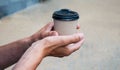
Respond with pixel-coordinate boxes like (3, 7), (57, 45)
(54, 19), (78, 35)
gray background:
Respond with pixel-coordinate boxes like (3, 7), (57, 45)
(0, 0), (120, 70)
(0, 0), (40, 18)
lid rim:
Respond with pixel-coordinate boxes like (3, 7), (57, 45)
(53, 18), (79, 21)
(53, 16), (79, 21)
(52, 9), (79, 21)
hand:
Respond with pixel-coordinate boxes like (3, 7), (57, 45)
(30, 23), (82, 57)
(30, 22), (80, 42)
(31, 22), (57, 42)
(49, 33), (84, 57)
(32, 33), (84, 57)
(13, 33), (84, 70)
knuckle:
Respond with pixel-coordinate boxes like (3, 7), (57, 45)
(43, 37), (53, 45)
(73, 35), (80, 42)
(58, 38), (67, 45)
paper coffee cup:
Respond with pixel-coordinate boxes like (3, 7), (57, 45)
(52, 9), (79, 35)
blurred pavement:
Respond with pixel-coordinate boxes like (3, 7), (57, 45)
(0, 0), (120, 70)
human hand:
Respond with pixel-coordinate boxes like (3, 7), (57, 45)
(30, 22), (80, 42)
(13, 33), (84, 70)
(29, 22), (82, 58)
(40, 24), (82, 57)
(31, 22), (56, 42)
(32, 33), (84, 57)
(49, 33), (84, 57)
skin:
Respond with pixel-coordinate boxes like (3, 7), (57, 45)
(0, 22), (56, 69)
(13, 33), (84, 70)
(0, 22), (84, 70)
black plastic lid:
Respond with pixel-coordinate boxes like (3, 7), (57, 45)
(52, 9), (79, 21)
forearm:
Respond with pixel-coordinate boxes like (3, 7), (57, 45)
(13, 42), (44, 70)
(13, 33), (84, 70)
(0, 36), (34, 69)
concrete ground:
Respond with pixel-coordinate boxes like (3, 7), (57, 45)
(0, 0), (120, 70)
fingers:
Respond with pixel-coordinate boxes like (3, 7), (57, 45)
(41, 33), (84, 54)
(67, 38), (85, 52)
(62, 34), (84, 56)
(76, 24), (80, 29)
(45, 22), (54, 32)
(59, 33), (84, 46)
(62, 33), (84, 56)
(48, 31), (59, 36)
(49, 33), (84, 47)
(49, 33), (84, 57)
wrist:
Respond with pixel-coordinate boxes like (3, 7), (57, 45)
(22, 36), (35, 47)
(13, 42), (45, 70)
(31, 33), (42, 42)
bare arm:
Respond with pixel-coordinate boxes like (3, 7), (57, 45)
(0, 23), (55, 69)
(0, 37), (34, 69)
(13, 33), (84, 70)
